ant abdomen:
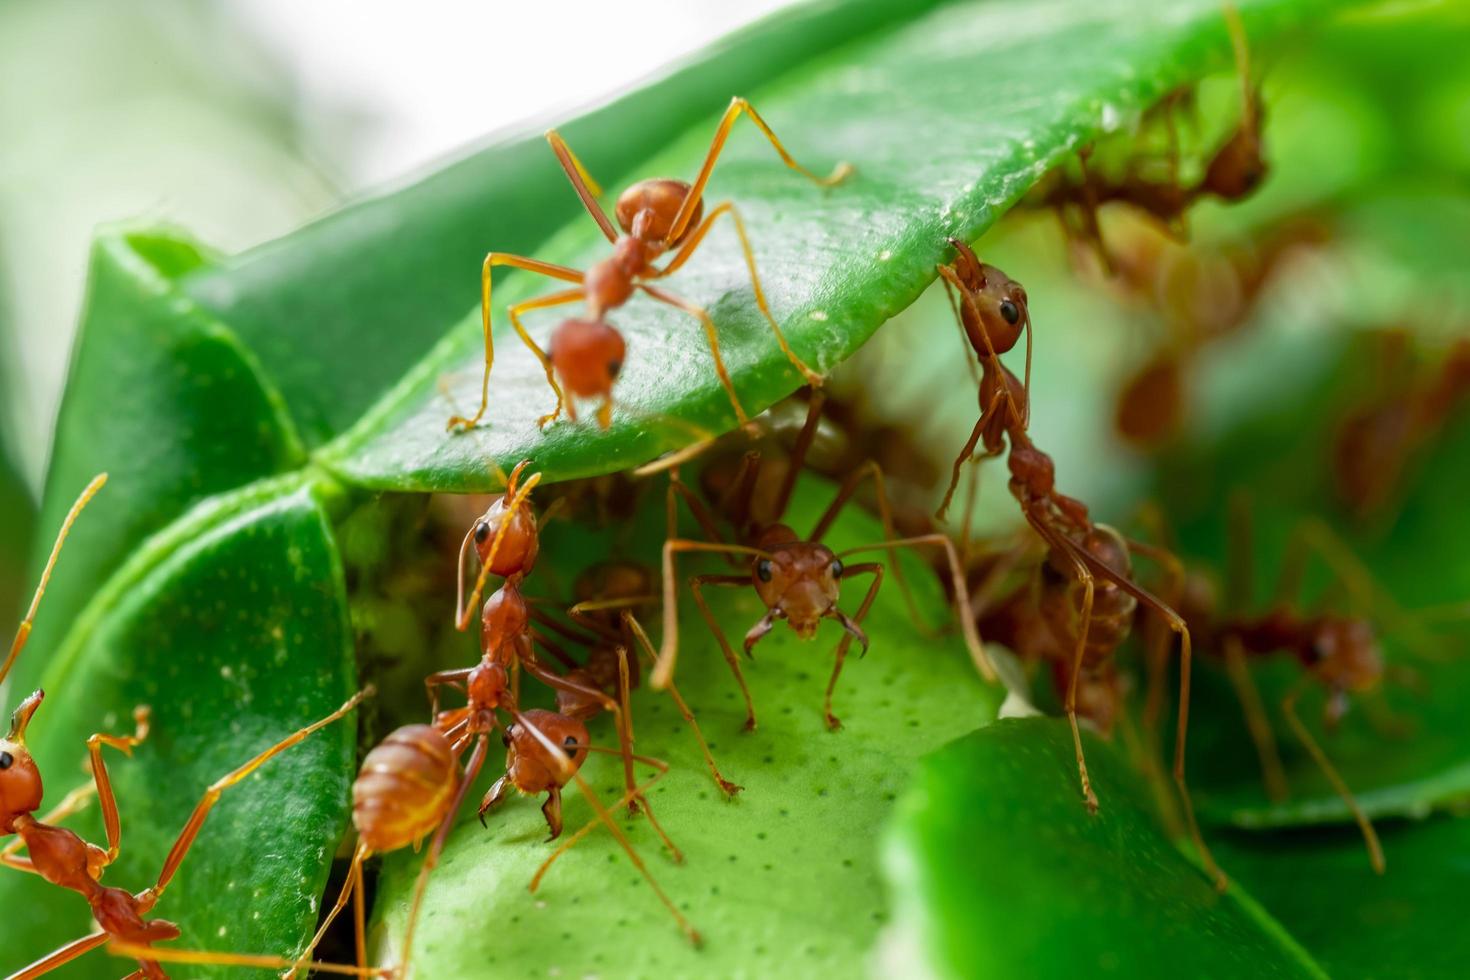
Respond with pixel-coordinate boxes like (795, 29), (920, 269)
(549, 318), (627, 399)
(616, 178), (700, 244)
(353, 725), (459, 853)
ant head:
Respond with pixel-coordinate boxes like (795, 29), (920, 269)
(507, 712), (590, 788)
(0, 692), (46, 834)
(752, 540), (844, 639)
(581, 644), (637, 695)
(616, 179), (700, 247)
(1202, 123), (1267, 202)
(947, 240), (1029, 356)
(1309, 617), (1383, 698)
(549, 318), (628, 401)
(470, 492), (540, 582)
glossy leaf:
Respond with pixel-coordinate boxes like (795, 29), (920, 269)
(1212, 817), (1470, 980)
(883, 717), (1327, 979)
(371, 479), (1001, 977)
(0, 481), (358, 978)
(320, 0), (1339, 492)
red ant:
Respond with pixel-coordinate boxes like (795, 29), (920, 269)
(653, 391), (993, 732)
(932, 245), (1226, 889)
(0, 475), (378, 979)
(446, 97), (851, 433)
(286, 481), (699, 978)
(1034, 6), (1264, 267)
(1192, 498), (1442, 875)
(1333, 333), (1470, 521)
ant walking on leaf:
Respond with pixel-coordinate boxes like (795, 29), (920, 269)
(652, 391), (993, 734)
(0, 475), (378, 979)
(446, 97), (852, 433)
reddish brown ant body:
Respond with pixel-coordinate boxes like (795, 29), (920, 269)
(1033, 6), (1264, 265)
(1333, 334), (1470, 521)
(934, 245), (1225, 889)
(447, 97), (851, 432)
(655, 392), (993, 732)
(1196, 500), (1405, 874)
(286, 477), (699, 978)
(0, 476), (378, 979)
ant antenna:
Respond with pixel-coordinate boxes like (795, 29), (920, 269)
(3, 473), (107, 689)
(455, 467), (543, 630)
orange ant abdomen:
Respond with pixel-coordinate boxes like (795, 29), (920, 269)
(353, 725), (460, 853)
(549, 318), (627, 400)
(616, 179), (701, 245)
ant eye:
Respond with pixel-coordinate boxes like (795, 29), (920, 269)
(999, 300), (1020, 325)
(474, 522), (490, 544)
(0, 751), (12, 770)
(607, 360), (622, 379)
(563, 735), (579, 749)
(500, 729), (513, 747)
(830, 560), (844, 579)
(756, 559), (773, 583)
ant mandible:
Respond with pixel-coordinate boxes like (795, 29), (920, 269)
(0, 475), (377, 979)
(446, 97), (852, 433)
(654, 392), (994, 732)
(933, 247), (1226, 889)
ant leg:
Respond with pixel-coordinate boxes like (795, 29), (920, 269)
(526, 609), (592, 665)
(810, 460), (931, 640)
(567, 598), (649, 644)
(283, 841), (372, 979)
(106, 943), (383, 977)
(85, 705), (152, 864)
(770, 390), (824, 527)
(446, 255), (583, 431)
(1038, 525), (1101, 813)
(1222, 636), (1290, 803)
(1282, 680), (1386, 874)
(3, 473), (107, 686)
(824, 563), (883, 730)
(666, 96), (851, 244)
(398, 734), (493, 975)
(655, 538), (767, 690)
(655, 202), (822, 386)
(519, 648), (617, 715)
(507, 289), (584, 429)
(531, 748), (674, 886)
(836, 534), (995, 682)
(667, 469), (738, 563)
(1066, 537), (1227, 890)
(544, 130), (617, 242)
(639, 284), (750, 427)
(8, 932), (111, 979)
(424, 668), (473, 718)
(690, 574), (761, 731)
(148, 688), (370, 898)
(938, 416), (987, 521)
(557, 768), (701, 946)
(623, 611), (743, 796)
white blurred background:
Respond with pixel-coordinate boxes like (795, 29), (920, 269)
(0, 0), (789, 492)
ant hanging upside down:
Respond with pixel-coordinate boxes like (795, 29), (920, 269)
(447, 97), (852, 432)
(933, 240), (1226, 890)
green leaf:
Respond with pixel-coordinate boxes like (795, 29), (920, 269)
(1152, 304), (1470, 828)
(371, 478), (1000, 977)
(883, 717), (1328, 979)
(1212, 817), (1470, 979)
(0, 480), (358, 979)
(180, 0), (954, 448)
(319, 0), (1340, 492)
(22, 229), (304, 700)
